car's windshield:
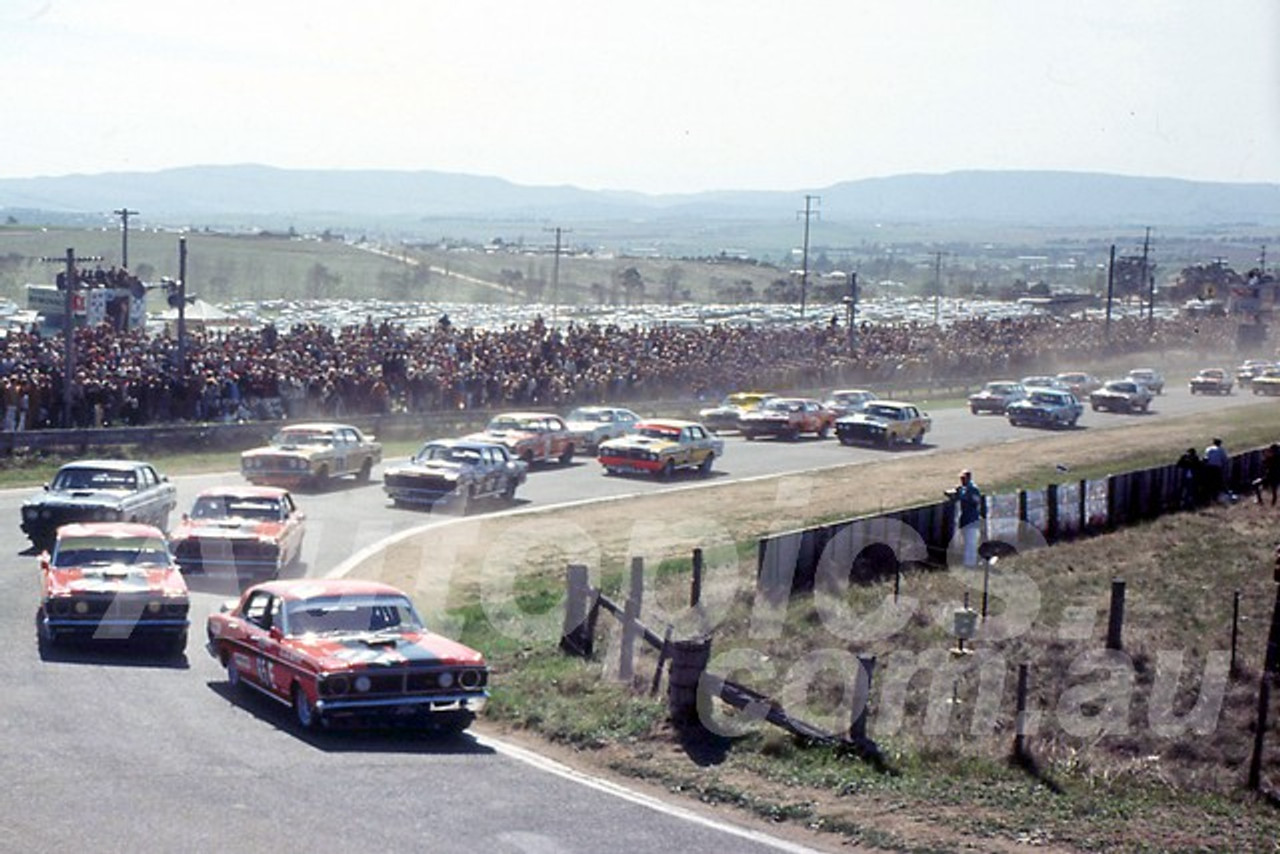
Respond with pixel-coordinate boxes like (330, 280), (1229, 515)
(285, 595), (423, 636)
(637, 425), (680, 440)
(273, 430), (332, 447)
(191, 495), (283, 521)
(864, 404), (902, 418)
(986, 383), (1017, 394)
(414, 444), (481, 464)
(51, 468), (136, 491)
(53, 535), (171, 568)
(1031, 392), (1064, 405)
(568, 409), (608, 423)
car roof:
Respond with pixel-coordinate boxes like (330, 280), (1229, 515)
(421, 438), (506, 451)
(57, 521), (166, 539)
(490, 411), (559, 420)
(58, 459), (150, 471)
(278, 422), (358, 432)
(637, 418), (700, 429)
(243, 578), (409, 602)
(195, 485), (290, 499)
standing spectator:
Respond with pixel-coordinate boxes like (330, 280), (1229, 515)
(1203, 437), (1231, 503)
(1176, 447), (1202, 509)
(949, 469), (985, 567)
(1255, 443), (1280, 506)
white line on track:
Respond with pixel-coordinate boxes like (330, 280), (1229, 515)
(474, 732), (826, 854)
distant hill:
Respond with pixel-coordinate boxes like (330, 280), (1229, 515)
(1, 165), (1277, 234)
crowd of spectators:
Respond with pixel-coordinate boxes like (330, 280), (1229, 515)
(0, 310), (1246, 431)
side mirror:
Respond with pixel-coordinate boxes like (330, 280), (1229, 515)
(39, 553), (51, 571)
(269, 626), (284, 641)
(219, 599), (238, 615)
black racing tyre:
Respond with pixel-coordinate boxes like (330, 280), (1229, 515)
(293, 684), (318, 731)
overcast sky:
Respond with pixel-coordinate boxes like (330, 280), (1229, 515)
(4, 0), (1277, 193)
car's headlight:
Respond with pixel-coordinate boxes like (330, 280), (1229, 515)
(354, 675), (372, 693)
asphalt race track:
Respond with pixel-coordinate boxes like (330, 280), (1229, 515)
(0, 386), (1268, 853)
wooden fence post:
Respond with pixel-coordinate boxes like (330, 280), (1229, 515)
(1106, 578), (1126, 651)
(667, 636), (713, 727)
(560, 563), (591, 657)
(650, 626), (674, 696)
(849, 654), (877, 742)
(1014, 663), (1030, 760)
(1231, 589), (1242, 679)
(619, 557), (645, 684)
(691, 547), (704, 608)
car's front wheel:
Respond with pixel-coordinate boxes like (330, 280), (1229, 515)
(225, 653), (241, 690)
(698, 453), (714, 477)
(660, 460), (675, 481)
(293, 684), (318, 731)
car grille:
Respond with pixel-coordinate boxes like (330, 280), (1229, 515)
(173, 538), (280, 573)
(320, 666), (489, 699)
(601, 447), (654, 461)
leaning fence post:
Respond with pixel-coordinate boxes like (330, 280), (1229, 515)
(560, 563), (591, 657)
(619, 557), (645, 684)
(650, 626), (674, 697)
(667, 636), (713, 727)
(1106, 578), (1126, 651)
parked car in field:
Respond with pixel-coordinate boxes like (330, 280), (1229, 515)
(169, 486), (306, 582)
(1056, 371), (1104, 398)
(738, 397), (836, 440)
(598, 419), (723, 478)
(1090, 379), (1153, 413)
(465, 412), (577, 465)
(38, 522), (189, 654)
(697, 392), (776, 434)
(21, 459), (178, 552)
(383, 439), (527, 513)
(1007, 388), (1083, 429)
(241, 423), (382, 490)
(835, 401), (931, 447)
(562, 406), (641, 453)
(1126, 368), (1165, 395)
(968, 381), (1027, 415)
(821, 389), (878, 418)
(1189, 368), (1233, 395)
(206, 578), (489, 732)
(1252, 368), (1280, 396)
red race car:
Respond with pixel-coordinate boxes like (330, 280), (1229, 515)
(38, 522), (190, 654)
(206, 578), (488, 732)
(169, 485), (306, 583)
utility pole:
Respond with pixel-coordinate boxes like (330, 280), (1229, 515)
(1104, 244), (1117, 343)
(177, 237), (189, 370)
(797, 195), (820, 318)
(932, 251), (945, 325)
(843, 271), (859, 353)
(1140, 227), (1153, 333)
(41, 248), (102, 427)
(113, 207), (139, 269)
(543, 226), (571, 324)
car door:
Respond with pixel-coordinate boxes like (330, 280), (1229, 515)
(279, 493), (304, 565)
(237, 590), (286, 698)
(332, 429), (354, 476)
